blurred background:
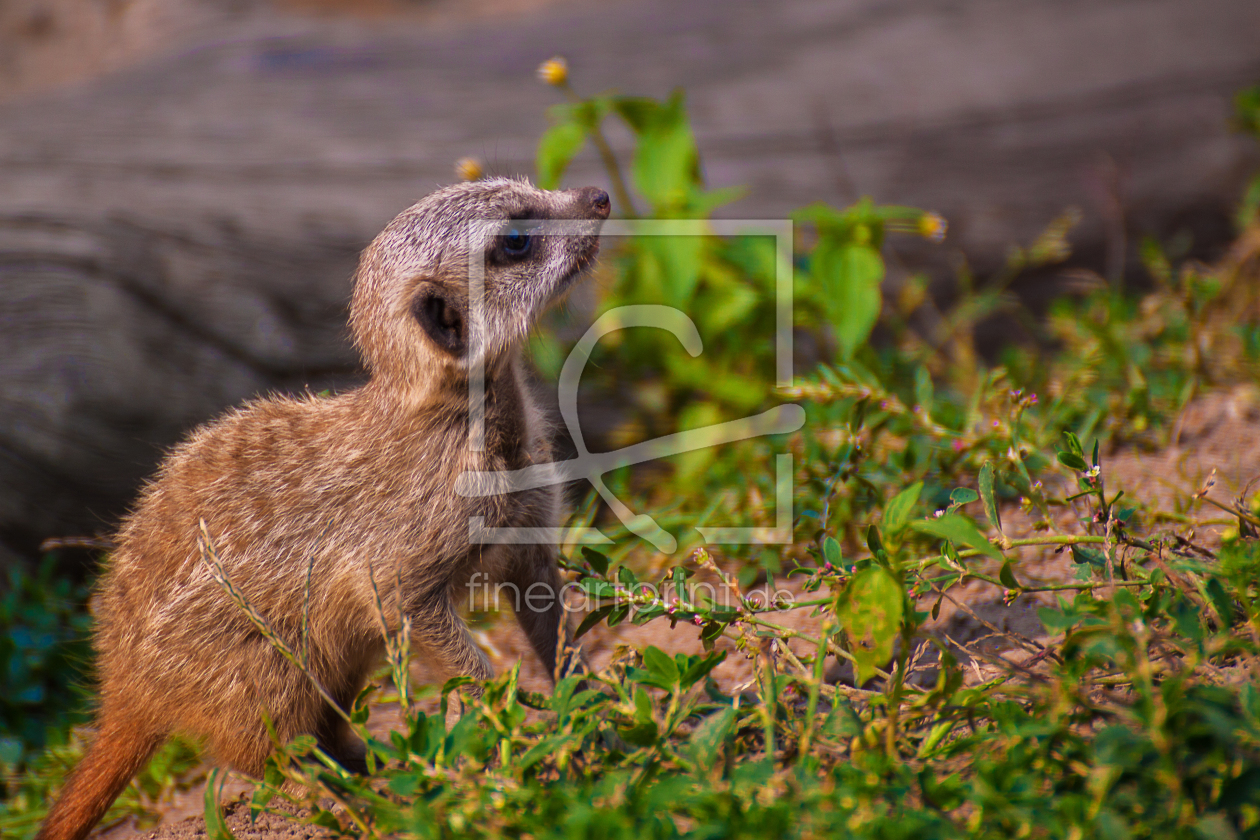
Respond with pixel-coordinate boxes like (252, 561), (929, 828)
(0, 0), (1257, 572)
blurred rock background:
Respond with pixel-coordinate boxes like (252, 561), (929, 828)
(0, 0), (1257, 569)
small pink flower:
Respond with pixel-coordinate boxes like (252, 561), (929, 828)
(693, 615), (704, 626)
(952, 439), (964, 451)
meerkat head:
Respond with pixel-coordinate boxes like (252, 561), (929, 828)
(349, 178), (610, 398)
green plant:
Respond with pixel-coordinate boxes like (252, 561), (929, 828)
(0, 557), (92, 767)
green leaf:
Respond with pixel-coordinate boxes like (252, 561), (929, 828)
(1057, 451), (1089, 472)
(998, 562), (1020, 590)
(696, 279), (758, 336)
(914, 365), (934, 415)
(630, 89), (698, 208)
(680, 651), (726, 688)
(1206, 577), (1235, 629)
(535, 121), (587, 190)
(1063, 430), (1084, 457)
(350, 683), (375, 725)
(643, 235), (704, 308)
(911, 514), (1003, 561)
(618, 686), (660, 746)
(978, 462), (1004, 541)
(791, 201), (851, 229)
(582, 547), (610, 576)
(634, 686), (654, 723)
(611, 96), (660, 133)
(688, 184), (748, 216)
(618, 721), (659, 748)
(813, 242), (883, 359)
(699, 620), (725, 650)
(823, 536), (842, 567)
(309, 812), (342, 831)
(686, 707), (735, 770)
(250, 761), (283, 819)
(835, 567), (904, 685)
(574, 604), (614, 639)
(866, 524), (885, 556)
(642, 645), (681, 689)
(580, 578), (617, 599)
(822, 700), (863, 738)
(950, 488), (979, 505)
(632, 602), (666, 625)
(883, 481), (923, 536)
(204, 768), (239, 840)
(606, 604), (631, 628)
(1070, 545), (1108, 568)
(1037, 607), (1081, 633)
(919, 770), (966, 811)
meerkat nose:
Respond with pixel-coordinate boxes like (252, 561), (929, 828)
(581, 187), (611, 219)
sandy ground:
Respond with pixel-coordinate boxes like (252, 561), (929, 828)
(81, 385), (1260, 839)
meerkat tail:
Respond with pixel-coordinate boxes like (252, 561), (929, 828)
(36, 717), (163, 840)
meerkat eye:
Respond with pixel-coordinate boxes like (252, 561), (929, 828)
(500, 223), (535, 260)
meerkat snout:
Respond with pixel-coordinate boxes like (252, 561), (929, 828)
(37, 178), (608, 840)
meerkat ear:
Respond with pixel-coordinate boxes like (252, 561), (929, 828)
(411, 286), (467, 356)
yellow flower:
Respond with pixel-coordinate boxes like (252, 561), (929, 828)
(536, 56), (568, 87)
(918, 212), (947, 243)
(454, 157), (484, 182)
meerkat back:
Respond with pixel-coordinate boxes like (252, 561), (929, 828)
(37, 179), (610, 840)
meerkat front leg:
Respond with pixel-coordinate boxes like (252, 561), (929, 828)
(411, 590), (495, 691)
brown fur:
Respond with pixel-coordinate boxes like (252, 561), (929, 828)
(37, 179), (610, 840)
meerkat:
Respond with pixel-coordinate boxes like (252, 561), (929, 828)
(37, 178), (611, 840)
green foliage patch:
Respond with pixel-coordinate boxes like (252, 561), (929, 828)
(0, 557), (92, 767)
